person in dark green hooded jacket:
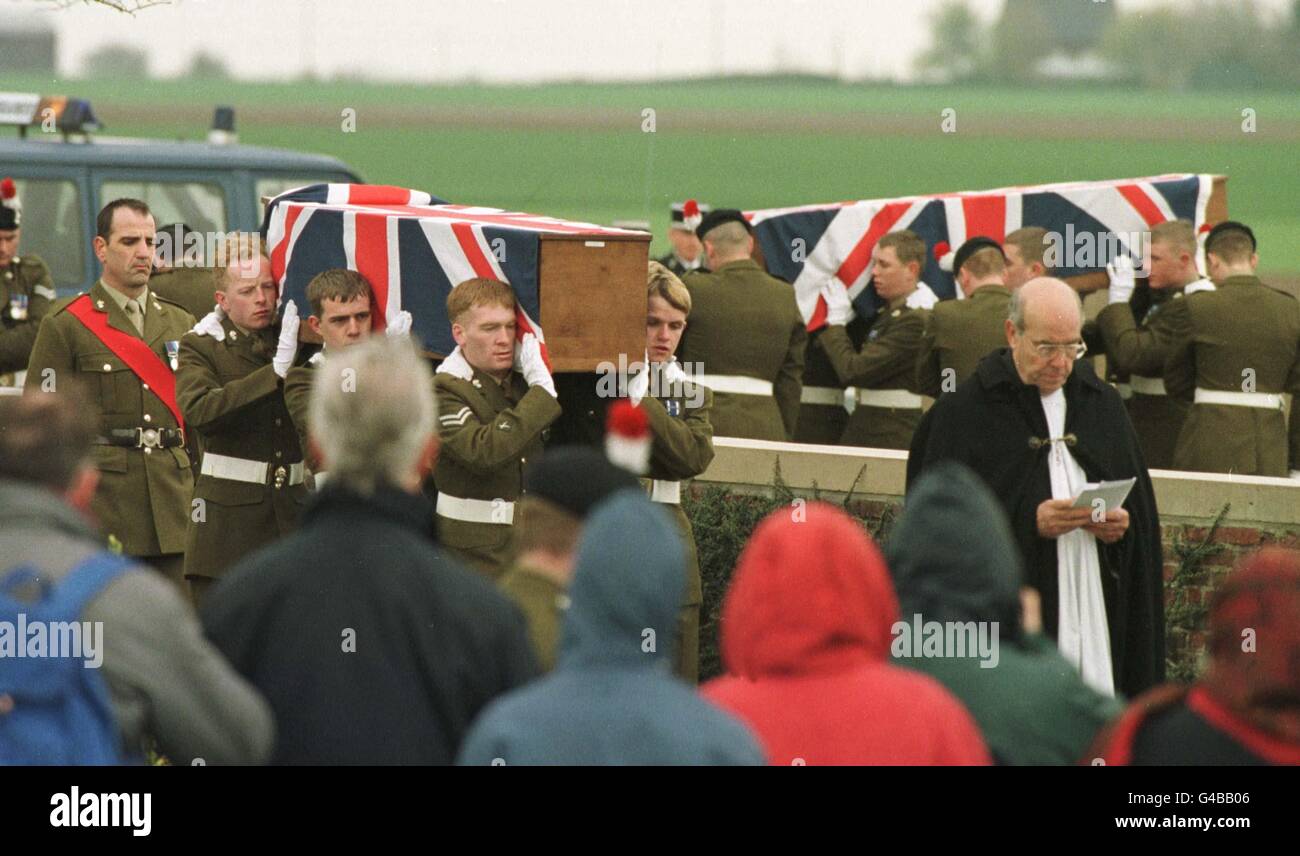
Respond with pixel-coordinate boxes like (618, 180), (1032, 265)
(886, 460), (1123, 765)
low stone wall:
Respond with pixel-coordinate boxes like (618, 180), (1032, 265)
(689, 438), (1300, 683)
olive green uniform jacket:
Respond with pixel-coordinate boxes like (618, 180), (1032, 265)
(915, 284), (1010, 398)
(433, 367), (561, 577)
(679, 259), (806, 441)
(283, 353), (322, 472)
(642, 370), (714, 683)
(794, 328), (850, 445)
(148, 266), (218, 322)
(175, 317), (307, 581)
(497, 564), (566, 674)
(1162, 275), (1300, 476)
(819, 298), (927, 450)
(1, 254), (55, 380)
(24, 281), (196, 557)
(1095, 285), (1206, 470)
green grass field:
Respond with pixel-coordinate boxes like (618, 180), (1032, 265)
(7, 74), (1299, 271)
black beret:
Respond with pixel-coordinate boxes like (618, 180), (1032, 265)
(695, 208), (753, 241)
(522, 446), (642, 518)
(1205, 220), (1256, 253)
(952, 236), (1005, 276)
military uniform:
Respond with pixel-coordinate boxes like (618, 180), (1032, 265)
(24, 281), (196, 587)
(497, 564), (567, 673)
(175, 316), (307, 599)
(148, 266), (218, 322)
(914, 283), (1010, 397)
(0, 254), (55, 384)
(283, 353), (323, 473)
(1163, 275), (1300, 476)
(819, 296), (927, 449)
(1095, 282), (1212, 469)
(678, 259), (806, 441)
(641, 367), (714, 683)
(433, 367), (561, 577)
(794, 328), (850, 445)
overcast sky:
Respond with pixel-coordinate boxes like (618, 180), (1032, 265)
(4, 0), (1294, 84)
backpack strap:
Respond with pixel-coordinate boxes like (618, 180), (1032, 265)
(43, 552), (136, 622)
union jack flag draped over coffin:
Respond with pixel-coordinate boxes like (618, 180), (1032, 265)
(261, 184), (645, 360)
(746, 173), (1218, 332)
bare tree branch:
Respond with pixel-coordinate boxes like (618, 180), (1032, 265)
(35, 0), (173, 13)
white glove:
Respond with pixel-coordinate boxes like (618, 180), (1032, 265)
(191, 304), (225, 341)
(273, 300), (300, 379)
(661, 357), (689, 387)
(516, 333), (556, 398)
(821, 280), (853, 326)
(627, 351), (650, 405)
(436, 345), (474, 381)
(386, 309), (412, 337)
(1290, 470), (1300, 481)
(1107, 256), (1136, 306)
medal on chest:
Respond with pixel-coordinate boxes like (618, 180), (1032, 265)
(165, 339), (180, 371)
(666, 399), (681, 417)
(8, 293), (27, 321)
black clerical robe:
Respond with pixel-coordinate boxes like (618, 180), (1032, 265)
(906, 348), (1165, 697)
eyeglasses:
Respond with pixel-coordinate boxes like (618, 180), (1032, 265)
(1030, 339), (1088, 360)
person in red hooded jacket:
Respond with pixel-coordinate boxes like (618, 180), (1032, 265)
(701, 501), (990, 765)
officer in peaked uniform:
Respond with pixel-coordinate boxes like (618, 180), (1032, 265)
(656, 201), (712, 277)
(1093, 220), (1215, 470)
(677, 208), (806, 441)
(176, 238), (308, 604)
(1163, 221), (1300, 478)
(24, 199), (196, 589)
(0, 177), (55, 386)
(433, 278), (562, 577)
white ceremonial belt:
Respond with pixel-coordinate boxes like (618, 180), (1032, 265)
(1114, 382), (1132, 400)
(201, 452), (305, 486)
(1194, 389), (1283, 410)
(436, 494), (514, 525)
(1129, 375), (1167, 396)
(800, 386), (846, 407)
(651, 480), (681, 505)
(696, 374), (773, 396)
(853, 388), (923, 409)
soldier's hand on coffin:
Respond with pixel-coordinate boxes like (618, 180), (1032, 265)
(627, 351), (650, 405)
(1292, 470), (1300, 482)
(1035, 497), (1096, 538)
(820, 279), (853, 326)
(191, 303), (226, 341)
(386, 310), (412, 337)
(1106, 255), (1136, 306)
(274, 299), (301, 379)
(517, 333), (556, 398)
(1083, 507), (1130, 544)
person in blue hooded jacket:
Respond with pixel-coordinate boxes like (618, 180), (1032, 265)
(887, 460), (1123, 765)
(457, 489), (764, 765)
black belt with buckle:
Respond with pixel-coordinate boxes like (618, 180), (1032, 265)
(94, 427), (185, 449)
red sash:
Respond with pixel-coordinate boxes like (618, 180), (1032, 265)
(65, 294), (185, 430)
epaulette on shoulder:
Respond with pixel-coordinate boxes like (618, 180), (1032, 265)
(151, 292), (193, 314)
(48, 292), (87, 316)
